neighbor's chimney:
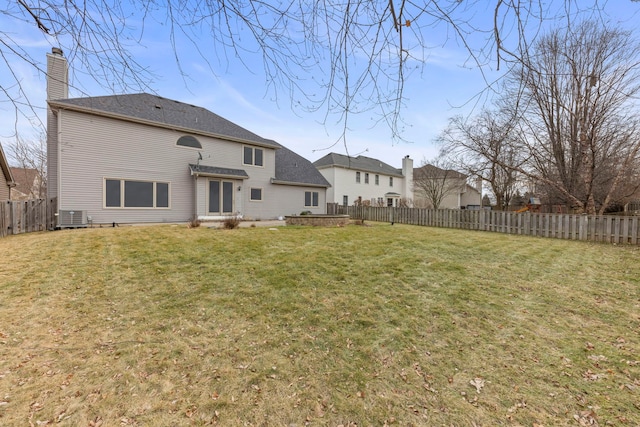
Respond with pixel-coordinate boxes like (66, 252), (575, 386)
(47, 47), (68, 199)
(402, 155), (414, 204)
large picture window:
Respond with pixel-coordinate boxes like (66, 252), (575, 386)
(305, 191), (319, 207)
(243, 146), (264, 166)
(105, 179), (170, 208)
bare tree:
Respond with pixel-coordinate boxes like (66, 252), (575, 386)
(413, 156), (466, 209)
(439, 110), (523, 210)
(1, 1), (616, 143)
(6, 133), (47, 198)
(507, 20), (640, 214)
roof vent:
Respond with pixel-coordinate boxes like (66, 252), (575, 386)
(154, 104), (162, 109)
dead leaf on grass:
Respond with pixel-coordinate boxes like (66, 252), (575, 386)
(469, 378), (485, 393)
(582, 370), (605, 381)
(574, 410), (599, 426)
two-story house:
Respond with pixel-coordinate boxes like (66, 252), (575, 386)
(313, 153), (413, 207)
(46, 48), (329, 225)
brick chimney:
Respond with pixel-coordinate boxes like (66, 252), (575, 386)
(47, 47), (68, 199)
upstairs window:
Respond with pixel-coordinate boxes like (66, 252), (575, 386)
(356, 172), (361, 183)
(244, 146), (264, 166)
(389, 177), (394, 187)
(375, 174), (379, 185)
(365, 173), (369, 184)
(177, 135), (202, 149)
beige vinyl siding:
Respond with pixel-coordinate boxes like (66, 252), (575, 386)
(263, 184), (327, 218)
(58, 110), (279, 223)
(0, 176), (9, 200)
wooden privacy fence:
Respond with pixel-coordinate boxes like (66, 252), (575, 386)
(0, 198), (58, 238)
(329, 204), (640, 245)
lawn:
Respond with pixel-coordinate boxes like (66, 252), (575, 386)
(0, 223), (638, 426)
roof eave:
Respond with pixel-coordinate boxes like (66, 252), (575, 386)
(49, 100), (279, 149)
(270, 179), (330, 188)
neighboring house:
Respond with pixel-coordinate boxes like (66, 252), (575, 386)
(9, 167), (45, 200)
(0, 143), (15, 201)
(46, 48), (329, 225)
(413, 164), (482, 209)
(313, 153), (413, 207)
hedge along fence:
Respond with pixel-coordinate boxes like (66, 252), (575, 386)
(328, 204), (640, 245)
(0, 198), (58, 238)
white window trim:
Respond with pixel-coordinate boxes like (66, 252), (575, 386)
(304, 191), (319, 207)
(103, 178), (171, 209)
(242, 145), (265, 168)
(206, 179), (235, 215)
(250, 187), (263, 202)
(175, 135), (202, 150)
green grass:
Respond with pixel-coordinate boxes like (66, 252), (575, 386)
(0, 223), (638, 426)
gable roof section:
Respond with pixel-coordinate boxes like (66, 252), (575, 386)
(10, 167), (39, 197)
(313, 152), (403, 177)
(414, 164), (467, 180)
(273, 144), (331, 187)
(0, 144), (15, 187)
(48, 93), (280, 148)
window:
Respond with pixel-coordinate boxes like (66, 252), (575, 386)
(356, 172), (361, 183)
(365, 173), (369, 184)
(343, 195), (348, 206)
(389, 177), (394, 187)
(176, 135), (202, 149)
(105, 179), (170, 208)
(375, 174), (379, 185)
(305, 191), (319, 207)
(250, 188), (263, 201)
(243, 146), (264, 166)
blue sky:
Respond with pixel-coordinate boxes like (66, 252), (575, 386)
(1, 1), (639, 168)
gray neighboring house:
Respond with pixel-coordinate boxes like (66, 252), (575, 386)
(46, 49), (329, 225)
(314, 153), (414, 207)
(0, 143), (15, 200)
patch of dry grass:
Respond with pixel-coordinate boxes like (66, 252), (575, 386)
(0, 223), (638, 426)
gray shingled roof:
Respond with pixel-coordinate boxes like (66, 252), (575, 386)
(51, 92), (328, 187)
(313, 152), (403, 177)
(273, 144), (331, 187)
(414, 164), (467, 180)
(49, 93), (280, 148)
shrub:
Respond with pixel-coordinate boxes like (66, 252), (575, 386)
(188, 215), (201, 228)
(222, 216), (241, 229)
(300, 210), (312, 215)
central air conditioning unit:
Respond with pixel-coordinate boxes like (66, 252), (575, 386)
(58, 210), (88, 229)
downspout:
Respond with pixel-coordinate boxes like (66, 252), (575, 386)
(193, 173), (198, 221)
(57, 110), (63, 209)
